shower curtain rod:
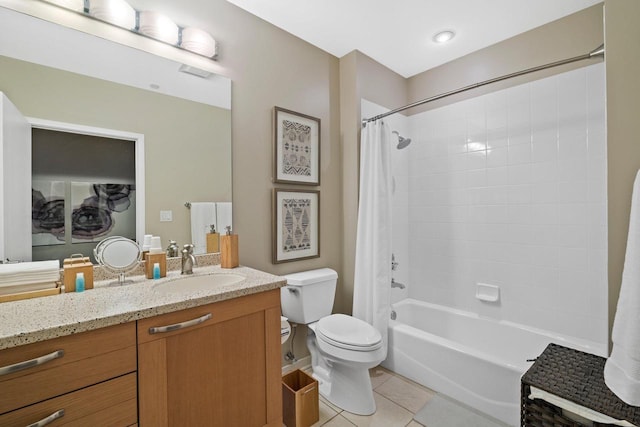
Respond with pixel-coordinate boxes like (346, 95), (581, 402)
(361, 44), (605, 126)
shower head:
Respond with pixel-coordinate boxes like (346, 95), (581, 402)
(392, 130), (412, 149)
(397, 136), (412, 149)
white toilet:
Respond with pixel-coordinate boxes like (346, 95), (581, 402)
(281, 268), (385, 415)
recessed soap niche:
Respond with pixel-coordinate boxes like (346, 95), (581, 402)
(476, 283), (500, 303)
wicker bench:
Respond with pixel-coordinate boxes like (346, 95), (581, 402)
(521, 343), (640, 426)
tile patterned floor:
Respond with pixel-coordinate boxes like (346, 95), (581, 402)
(310, 366), (436, 427)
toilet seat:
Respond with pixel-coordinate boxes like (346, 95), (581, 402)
(316, 314), (382, 352)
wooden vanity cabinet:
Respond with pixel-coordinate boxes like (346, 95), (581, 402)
(137, 289), (282, 427)
(0, 322), (137, 426)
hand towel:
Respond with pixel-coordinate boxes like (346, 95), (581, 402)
(190, 202), (216, 255)
(0, 260), (60, 287)
(215, 202), (233, 234)
(605, 169), (640, 405)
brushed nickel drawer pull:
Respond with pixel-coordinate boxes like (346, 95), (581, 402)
(27, 409), (65, 427)
(0, 350), (64, 376)
(149, 313), (212, 334)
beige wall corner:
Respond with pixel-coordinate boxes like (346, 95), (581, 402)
(355, 51), (409, 115)
(604, 0), (640, 347)
(338, 51), (359, 315)
(339, 50), (408, 315)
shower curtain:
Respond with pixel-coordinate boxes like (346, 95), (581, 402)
(353, 120), (393, 355)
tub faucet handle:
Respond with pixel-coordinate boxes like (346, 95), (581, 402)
(391, 254), (399, 271)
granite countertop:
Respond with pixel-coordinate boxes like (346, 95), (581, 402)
(0, 265), (286, 350)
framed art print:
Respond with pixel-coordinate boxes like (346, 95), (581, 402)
(32, 180), (65, 246)
(273, 189), (320, 263)
(273, 107), (320, 185)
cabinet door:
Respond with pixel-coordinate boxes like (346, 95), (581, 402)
(138, 290), (282, 427)
(0, 92), (31, 262)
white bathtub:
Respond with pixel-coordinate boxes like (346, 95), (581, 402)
(382, 298), (607, 426)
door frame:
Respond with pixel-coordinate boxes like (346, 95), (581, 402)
(28, 118), (145, 245)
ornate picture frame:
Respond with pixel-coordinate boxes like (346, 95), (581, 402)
(273, 107), (321, 185)
(273, 189), (320, 263)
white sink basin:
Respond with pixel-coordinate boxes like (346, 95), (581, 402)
(154, 273), (245, 293)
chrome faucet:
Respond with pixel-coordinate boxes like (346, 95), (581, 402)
(181, 244), (196, 275)
(391, 278), (406, 289)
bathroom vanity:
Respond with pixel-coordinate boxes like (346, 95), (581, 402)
(137, 290), (281, 426)
(0, 266), (285, 426)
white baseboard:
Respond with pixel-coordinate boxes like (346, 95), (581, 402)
(281, 355), (312, 375)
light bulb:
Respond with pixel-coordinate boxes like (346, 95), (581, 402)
(88, 0), (137, 30)
(433, 30), (455, 44)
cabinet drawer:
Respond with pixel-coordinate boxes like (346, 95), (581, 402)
(137, 289), (280, 344)
(0, 322), (136, 414)
(0, 373), (137, 427)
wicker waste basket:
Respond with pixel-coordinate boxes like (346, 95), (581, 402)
(521, 343), (640, 426)
(282, 369), (319, 427)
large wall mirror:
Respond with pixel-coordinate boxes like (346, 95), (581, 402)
(0, 6), (231, 263)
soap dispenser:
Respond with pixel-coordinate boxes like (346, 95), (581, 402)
(206, 224), (220, 253)
(220, 226), (239, 268)
(166, 240), (179, 258)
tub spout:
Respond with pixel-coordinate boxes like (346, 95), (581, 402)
(391, 278), (405, 289)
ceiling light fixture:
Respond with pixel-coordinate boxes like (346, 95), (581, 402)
(433, 30), (455, 44)
(42, 0), (85, 12)
(39, 0), (219, 60)
(180, 27), (218, 58)
(138, 11), (179, 45)
(89, 0), (136, 30)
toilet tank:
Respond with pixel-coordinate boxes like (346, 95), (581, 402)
(281, 268), (338, 324)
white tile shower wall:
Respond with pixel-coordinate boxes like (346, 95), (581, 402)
(361, 99), (410, 304)
(406, 63), (607, 346)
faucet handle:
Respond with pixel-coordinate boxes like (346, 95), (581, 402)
(391, 254), (399, 271)
(183, 244), (194, 254)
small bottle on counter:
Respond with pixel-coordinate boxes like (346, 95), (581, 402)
(75, 272), (85, 292)
(145, 253), (167, 279)
(63, 254), (94, 292)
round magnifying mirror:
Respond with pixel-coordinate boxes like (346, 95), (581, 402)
(94, 236), (141, 285)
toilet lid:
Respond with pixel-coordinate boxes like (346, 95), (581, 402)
(316, 314), (382, 351)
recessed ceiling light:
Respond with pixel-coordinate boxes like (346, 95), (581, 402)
(433, 30), (455, 44)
